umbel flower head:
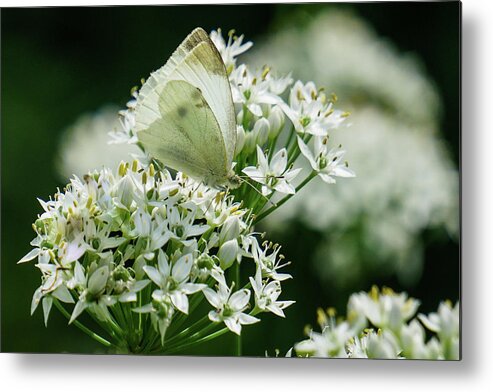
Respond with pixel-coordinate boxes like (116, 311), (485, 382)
(290, 286), (459, 360)
(19, 160), (293, 353)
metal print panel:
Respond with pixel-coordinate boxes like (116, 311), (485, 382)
(1, 2), (460, 359)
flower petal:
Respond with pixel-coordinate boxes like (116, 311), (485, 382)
(229, 289), (250, 311)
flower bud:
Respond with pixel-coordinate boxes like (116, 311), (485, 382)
(218, 239), (239, 270)
(116, 175), (135, 209)
(268, 105), (285, 140)
(254, 117), (270, 146)
(88, 266), (109, 296)
(243, 128), (258, 154)
(219, 216), (241, 245)
(235, 125), (246, 157)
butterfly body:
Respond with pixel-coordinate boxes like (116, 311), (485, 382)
(135, 28), (238, 189)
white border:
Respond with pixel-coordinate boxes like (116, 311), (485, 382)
(2, 0), (492, 390)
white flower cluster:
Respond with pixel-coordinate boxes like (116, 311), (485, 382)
(110, 29), (354, 221)
(249, 11), (459, 286)
(19, 160), (293, 353)
(292, 287), (459, 360)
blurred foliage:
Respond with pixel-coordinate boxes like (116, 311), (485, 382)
(1, 3), (459, 355)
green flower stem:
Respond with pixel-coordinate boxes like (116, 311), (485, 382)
(161, 324), (217, 352)
(233, 261), (242, 356)
(166, 278), (213, 336)
(288, 133), (312, 168)
(164, 315), (211, 346)
(285, 125), (296, 152)
(142, 331), (159, 354)
(140, 328), (159, 354)
(162, 325), (228, 355)
(267, 129), (282, 161)
(286, 130), (300, 164)
(53, 299), (113, 348)
(69, 290), (122, 342)
(255, 170), (318, 223)
(110, 303), (128, 331)
(100, 310), (125, 338)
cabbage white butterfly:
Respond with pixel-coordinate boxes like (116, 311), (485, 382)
(135, 27), (239, 189)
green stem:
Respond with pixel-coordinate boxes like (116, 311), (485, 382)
(233, 262), (242, 356)
(165, 314), (210, 346)
(53, 299), (113, 348)
(255, 171), (318, 223)
(163, 327), (230, 355)
(288, 133), (312, 168)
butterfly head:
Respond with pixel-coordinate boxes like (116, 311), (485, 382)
(226, 171), (241, 189)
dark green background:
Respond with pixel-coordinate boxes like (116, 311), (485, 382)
(1, 2), (460, 354)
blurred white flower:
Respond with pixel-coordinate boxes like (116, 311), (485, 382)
(57, 106), (139, 179)
(347, 330), (401, 359)
(295, 321), (354, 358)
(267, 106), (459, 286)
(292, 287), (459, 360)
(418, 300), (460, 359)
(247, 10), (458, 287)
(348, 286), (420, 333)
(247, 10), (441, 127)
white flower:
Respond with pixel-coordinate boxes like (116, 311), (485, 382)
(210, 28), (253, 73)
(399, 319), (444, 359)
(30, 267), (74, 326)
(109, 93), (139, 144)
(298, 135), (355, 184)
(291, 287), (459, 360)
(20, 27), (303, 352)
(295, 322), (354, 358)
(166, 205), (210, 246)
(251, 238), (291, 281)
(133, 295), (174, 343)
(203, 282), (259, 335)
(347, 330), (401, 359)
(264, 70), (293, 96)
(69, 265), (114, 323)
(242, 146), (301, 196)
(281, 81), (347, 137)
(348, 287), (420, 332)
(143, 250), (206, 314)
(418, 300), (459, 338)
(249, 267), (294, 317)
(230, 64), (281, 117)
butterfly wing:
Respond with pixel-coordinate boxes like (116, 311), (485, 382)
(135, 28), (236, 167)
(138, 79), (230, 185)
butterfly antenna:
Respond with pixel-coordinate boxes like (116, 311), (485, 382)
(238, 176), (277, 208)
